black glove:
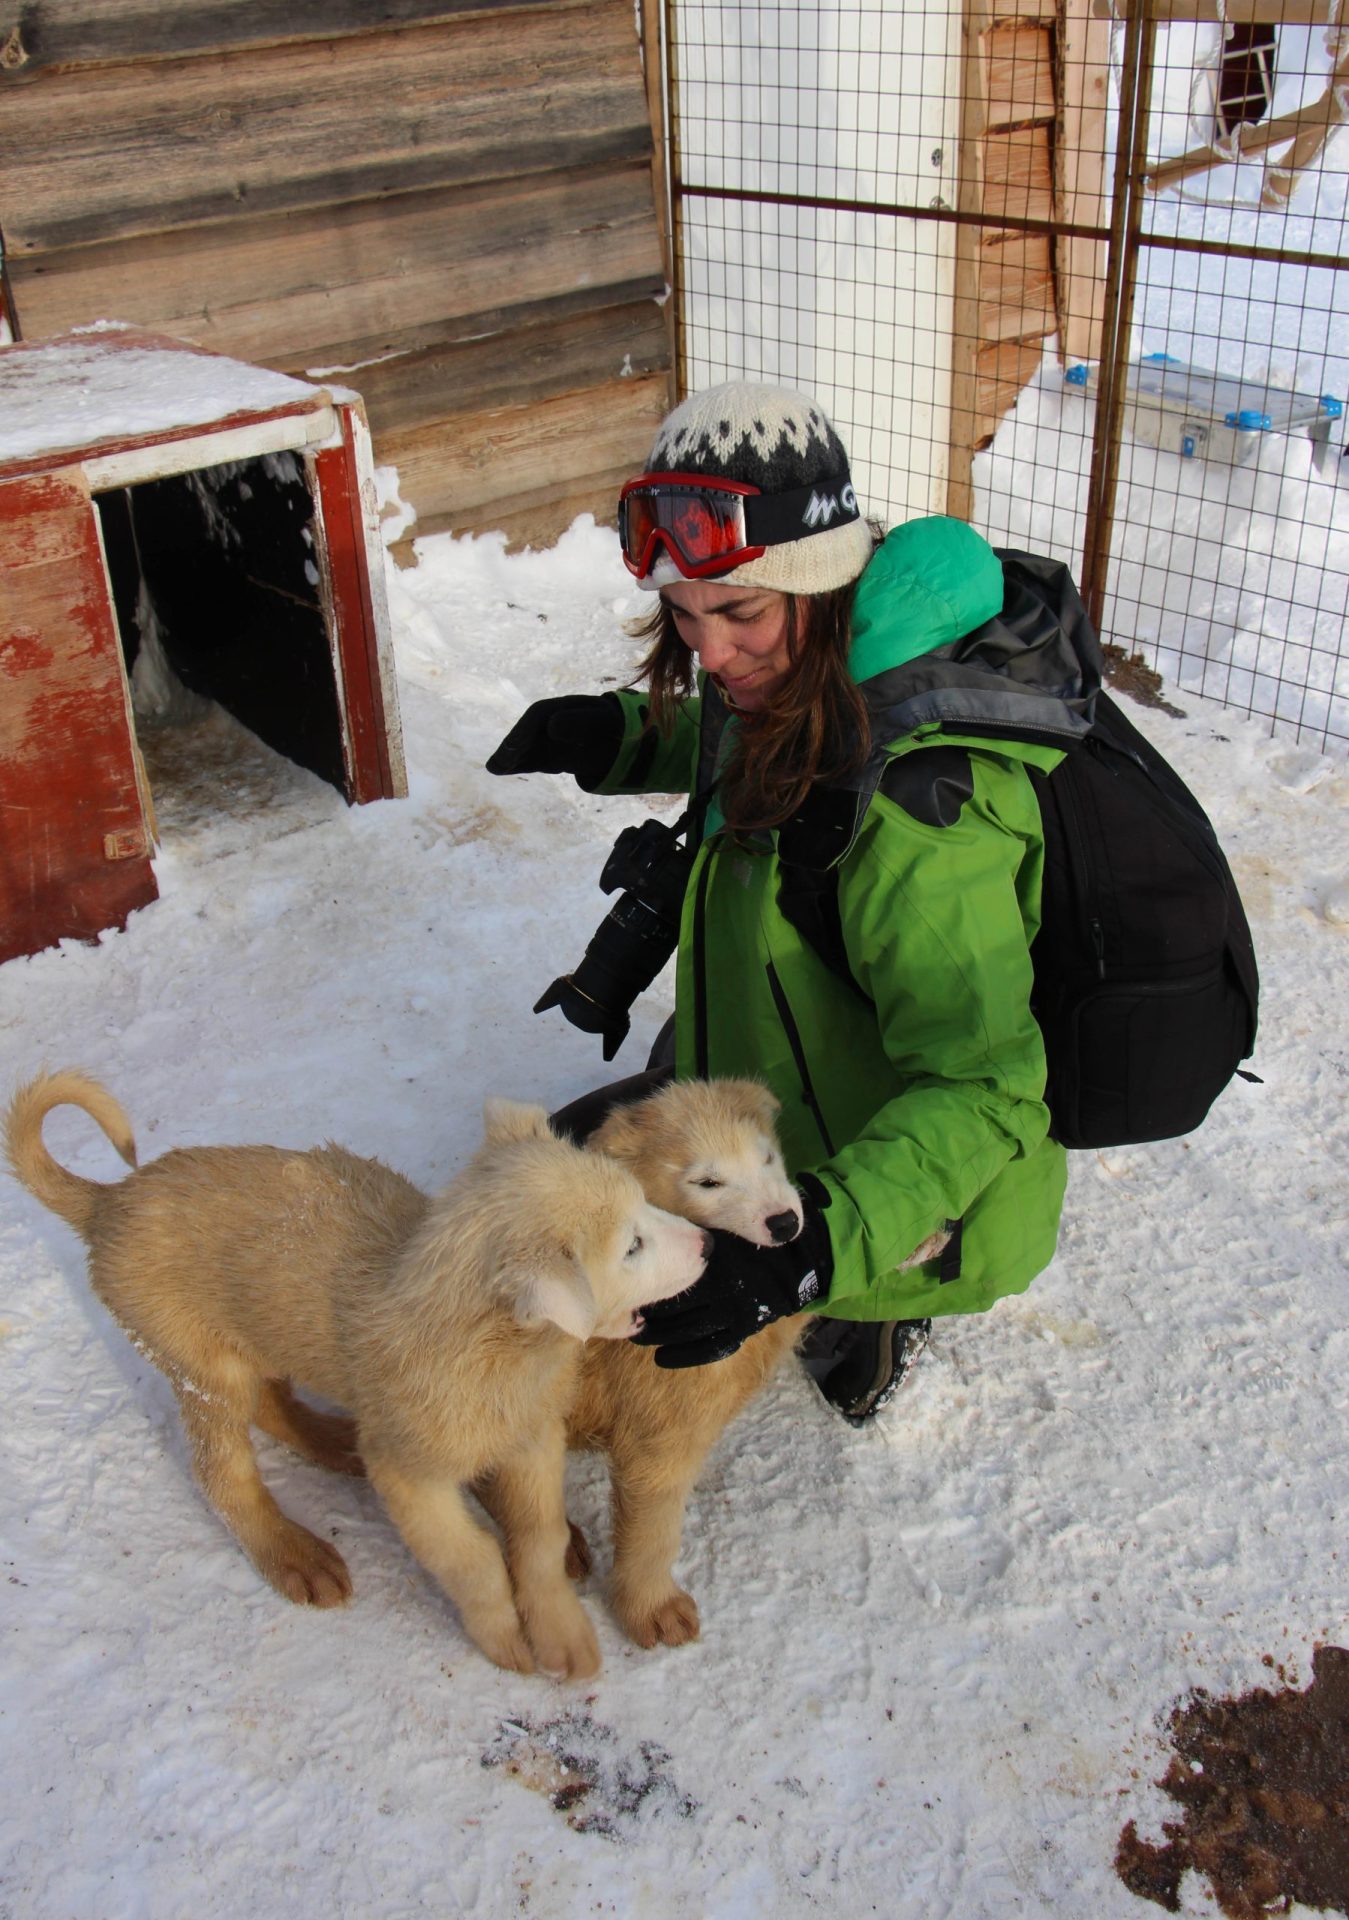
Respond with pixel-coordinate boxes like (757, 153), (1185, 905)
(632, 1180), (834, 1369)
(486, 694), (624, 792)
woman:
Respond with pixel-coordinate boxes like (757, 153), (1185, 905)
(487, 382), (1081, 1421)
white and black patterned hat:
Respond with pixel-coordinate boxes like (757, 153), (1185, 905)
(634, 380), (875, 594)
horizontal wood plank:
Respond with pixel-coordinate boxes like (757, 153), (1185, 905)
(0, 1), (593, 79)
(352, 302), (671, 439)
(975, 336), (1047, 445)
(980, 126), (1055, 224)
(9, 166), (666, 372)
(390, 463), (639, 562)
(977, 232), (1055, 343)
(982, 24), (1056, 132)
(3, 5), (651, 254)
(378, 374), (667, 530)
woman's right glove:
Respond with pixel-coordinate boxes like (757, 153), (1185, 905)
(486, 694), (624, 791)
(631, 1180), (834, 1368)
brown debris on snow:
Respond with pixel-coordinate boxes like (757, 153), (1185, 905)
(1116, 1643), (1349, 1917)
(1103, 644), (1187, 718)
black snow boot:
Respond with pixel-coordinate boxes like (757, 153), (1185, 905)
(799, 1317), (931, 1425)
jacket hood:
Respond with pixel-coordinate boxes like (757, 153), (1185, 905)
(848, 517), (1007, 681)
(853, 536), (1102, 750)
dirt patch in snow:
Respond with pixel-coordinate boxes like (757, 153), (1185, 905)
(482, 1707), (698, 1840)
(1104, 645), (1187, 717)
(1116, 1643), (1349, 1916)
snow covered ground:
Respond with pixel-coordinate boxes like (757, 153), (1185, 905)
(2, 503), (1347, 1917)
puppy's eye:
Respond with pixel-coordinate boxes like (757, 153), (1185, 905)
(627, 1233), (644, 1258)
(693, 1177), (724, 1190)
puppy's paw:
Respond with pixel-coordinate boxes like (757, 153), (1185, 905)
(564, 1520), (593, 1581)
(470, 1615), (537, 1676)
(902, 1227), (952, 1270)
(260, 1523), (353, 1608)
(619, 1586), (701, 1649)
(527, 1602), (602, 1681)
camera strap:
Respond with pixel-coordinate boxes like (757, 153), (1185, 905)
(673, 775), (721, 853)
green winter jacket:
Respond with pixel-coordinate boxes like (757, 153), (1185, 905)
(596, 517), (1090, 1322)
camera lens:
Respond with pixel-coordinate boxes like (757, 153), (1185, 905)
(534, 817), (695, 1058)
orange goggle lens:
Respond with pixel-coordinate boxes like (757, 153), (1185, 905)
(618, 473), (765, 579)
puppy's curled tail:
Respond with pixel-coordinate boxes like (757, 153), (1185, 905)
(4, 1069), (137, 1239)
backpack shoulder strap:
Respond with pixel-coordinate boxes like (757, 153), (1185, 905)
(776, 745), (976, 994)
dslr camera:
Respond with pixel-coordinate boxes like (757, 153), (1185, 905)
(534, 813), (696, 1060)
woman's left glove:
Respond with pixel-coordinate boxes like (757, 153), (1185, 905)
(632, 1181), (834, 1369)
(485, 693), (624, 791)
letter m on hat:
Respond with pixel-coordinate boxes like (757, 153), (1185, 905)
(803, 490), (841, 528)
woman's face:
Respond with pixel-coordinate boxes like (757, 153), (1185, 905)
(659, 580), (792, 713)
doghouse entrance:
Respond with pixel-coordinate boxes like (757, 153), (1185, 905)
(96, 454), (349, 802)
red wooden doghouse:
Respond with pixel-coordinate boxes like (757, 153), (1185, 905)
(0, 325), (406, 967)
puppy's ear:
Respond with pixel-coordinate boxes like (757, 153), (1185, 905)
(511, 1262), (598, 1340)
(590, 1101), (641, 1158)
(731, 1077), (781, 1125)
(482, 1098), (554, 1146)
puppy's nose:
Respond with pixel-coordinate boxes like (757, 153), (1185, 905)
(766, 1210), (800, 1244)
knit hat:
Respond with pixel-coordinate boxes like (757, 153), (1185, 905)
(631, 381), (875, 595)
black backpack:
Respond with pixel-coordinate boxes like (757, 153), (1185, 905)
(776, 556), (1260, 1150)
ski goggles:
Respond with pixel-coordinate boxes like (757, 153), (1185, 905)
(618, 469), (861, 580)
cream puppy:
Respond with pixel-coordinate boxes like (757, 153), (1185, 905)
(567, 1078), (807, 1649)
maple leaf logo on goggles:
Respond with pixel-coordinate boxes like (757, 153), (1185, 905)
(618, 469), (860, 580)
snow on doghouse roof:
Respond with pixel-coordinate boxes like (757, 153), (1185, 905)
(0, 321), (350, 480)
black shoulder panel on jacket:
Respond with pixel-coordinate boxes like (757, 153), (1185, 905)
(876, 747), (973, 828)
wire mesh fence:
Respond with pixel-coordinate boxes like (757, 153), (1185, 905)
(662, 0), (1349, 751)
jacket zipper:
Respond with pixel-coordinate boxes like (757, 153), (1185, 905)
(765, 960), (837, 1158)
(691, 850), (714, 1077)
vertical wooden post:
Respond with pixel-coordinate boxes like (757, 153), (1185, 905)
(664, 0), (690, 399)
(0, 222), (21, 341)
(1058, 0), (1113, 365)
(641, 0), (678, 412)
(311, 403), (406, 806)
(947, 0), (993, 523)
(1080, 0), (1158, 635)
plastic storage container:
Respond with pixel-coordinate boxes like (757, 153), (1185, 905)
(1064, 353), (1342, 472)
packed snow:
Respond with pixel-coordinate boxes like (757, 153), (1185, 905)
(2, 481), (1347, 1915)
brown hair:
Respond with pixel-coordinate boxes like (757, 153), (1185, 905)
(630, 580), (873, 831)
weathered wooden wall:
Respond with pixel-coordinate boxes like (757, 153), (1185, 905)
(0, 1), (673, 557)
